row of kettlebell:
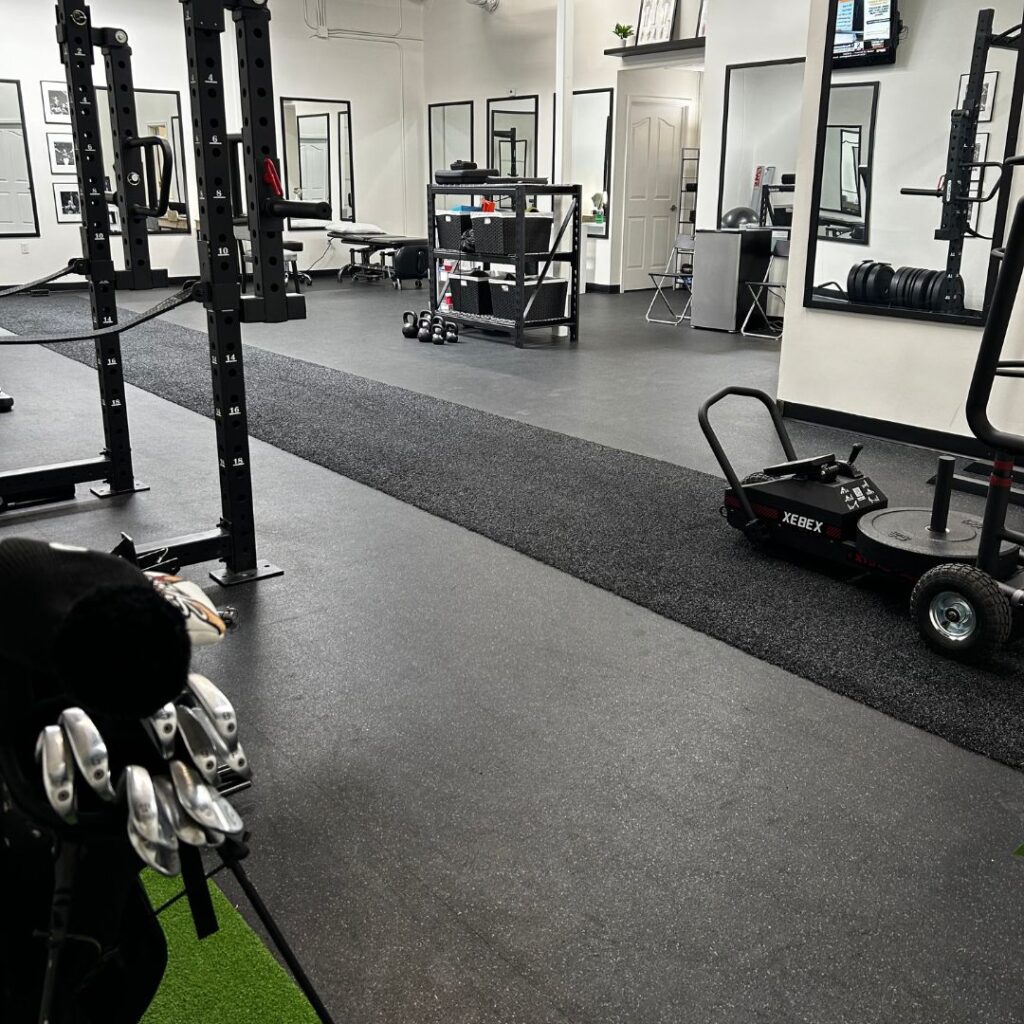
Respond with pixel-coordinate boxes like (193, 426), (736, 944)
(402, 310), (460, 345)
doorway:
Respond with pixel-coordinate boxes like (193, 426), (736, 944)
(621, 99), (687, 292)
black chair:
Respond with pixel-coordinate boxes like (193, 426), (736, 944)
(234, 225), (310, 293)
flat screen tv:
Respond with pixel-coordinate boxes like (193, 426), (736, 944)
(833, 0), (901, 69)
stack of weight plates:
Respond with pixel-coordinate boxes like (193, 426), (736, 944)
(846, 261), (965, 313)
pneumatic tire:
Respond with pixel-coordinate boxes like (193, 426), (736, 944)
(910, 564), (1011, 659)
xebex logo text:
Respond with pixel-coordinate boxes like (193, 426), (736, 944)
(782, 512), (823, 534)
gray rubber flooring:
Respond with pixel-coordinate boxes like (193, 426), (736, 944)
(0, 300), (1022, 1022)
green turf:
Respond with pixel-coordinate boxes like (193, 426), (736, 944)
(140, 871), (321, 1023)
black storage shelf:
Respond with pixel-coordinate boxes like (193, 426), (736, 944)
(428, 183), (582, 347)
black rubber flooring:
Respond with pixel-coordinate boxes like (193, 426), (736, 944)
(2, 293), (1023, 768)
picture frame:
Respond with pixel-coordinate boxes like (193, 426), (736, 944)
(696, 0), (708, 37)
(957, 71), (999, 124)
(52, 182), (82, 223)
(636, 0), (678, 46)
(46, 132), (76, 174)
(40, 80), (71, 125)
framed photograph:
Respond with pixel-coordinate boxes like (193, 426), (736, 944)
(957, 71), (999, 123)
(46, 132), (76, 174)
(696, 0), (708, 37)
(108, 203), (121, 235)
(636, 0), (678, 45)
(52, 182), (82, 223)
(40, 80), (71, 124)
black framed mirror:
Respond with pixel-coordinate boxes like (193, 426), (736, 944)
(429, 100), (474, 173)
(572, 88), (613, 239)
(95, 86), (189, 233)
(0, 80), (38, 237)
(805, 0), (1024, 326)
(817, 81), (878, 245)
(487, 95), (539, 177)
(280, 96), (354, 229)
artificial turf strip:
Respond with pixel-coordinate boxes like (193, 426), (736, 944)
(5, 293), (1024, 768)
(141, 871), (319, 1024)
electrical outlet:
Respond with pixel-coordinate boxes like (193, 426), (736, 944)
(20, 243), (29, 255)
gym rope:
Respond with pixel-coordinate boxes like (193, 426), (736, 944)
(0, 261), (83, 300)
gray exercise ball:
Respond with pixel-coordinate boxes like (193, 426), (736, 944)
(721, 206), (759, 229)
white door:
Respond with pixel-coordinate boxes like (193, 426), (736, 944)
(0, 126), (36, 234)
(622, 101), (685, 292)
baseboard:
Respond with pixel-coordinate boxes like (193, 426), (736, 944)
(585, 283), (620, 294)
(781, 401), (991, 459)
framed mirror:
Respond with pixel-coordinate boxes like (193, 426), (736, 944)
(487, 95), (539, 178)
(718, 59), (806, 227)
(805, 0), (1024, 325)
(572, 88), (613, 239)
(281, 96), (355, 229)
(95, 87), (189, 233)
(817, 82), (878, 245)
(0, 80), (39, 237)
(429, 101), (474, 173)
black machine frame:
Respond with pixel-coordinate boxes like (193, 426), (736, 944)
(428, 99), (475, 175)
(0, 79), (41, 240)
(486, 94), (539, 178)
(804, 0), (1024, 326)
(717, 57), (806, 228)
(278, 95), (355, 230)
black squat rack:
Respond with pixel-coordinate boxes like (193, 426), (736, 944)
(427, 183), (582, 348)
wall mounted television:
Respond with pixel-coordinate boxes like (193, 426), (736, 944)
(833, 0), (901, 70)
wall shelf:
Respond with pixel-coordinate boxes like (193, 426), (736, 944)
(603, 37), (706, 59)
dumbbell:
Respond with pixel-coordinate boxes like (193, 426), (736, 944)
(401, 311), (418, 339)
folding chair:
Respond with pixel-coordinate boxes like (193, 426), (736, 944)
(646, 232), (695, 326)
(741, 237), (789, 340)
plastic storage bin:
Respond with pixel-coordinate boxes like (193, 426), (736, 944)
(489, 276), (568, 322)
(449, 273), (492, 316)
(435, 212), (475, 250)
(470, 212), (553, 256)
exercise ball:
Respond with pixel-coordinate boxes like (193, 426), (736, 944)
(721, 206), (759, 229)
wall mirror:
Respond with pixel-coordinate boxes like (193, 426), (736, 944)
(817, 82), (878, 244)
(805, 0), (1024, 325)
(429, 101), (473, 211)
(281, 96), (354, 229)
(719, 59), (805, 227)
(96, 87), (189, 233)
(572, 88), (613, 239)
(487, 95), (539, 178)
(0, 80), (39, 237)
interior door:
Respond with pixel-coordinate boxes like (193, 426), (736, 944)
(0, 125), (35, 233)
(622, 101), (685, 292)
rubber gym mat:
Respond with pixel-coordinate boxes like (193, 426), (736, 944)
(141, 871), (320, 1023)
(3, 293), (1024, 768)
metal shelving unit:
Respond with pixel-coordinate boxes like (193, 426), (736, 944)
(427, 183), (582, 348)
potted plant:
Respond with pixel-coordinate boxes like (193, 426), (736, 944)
(613, 23), (634, 47)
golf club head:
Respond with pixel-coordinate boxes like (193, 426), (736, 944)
(176, 706), (220, 784)
(35, 725), (76, 822)
(191, 705), (251, 781)
(144, 703), (178, 759)
(186, 673), (238, 749)
(125, 765), (178, 850)
(169, 760), (244, 837)
(152, 775), (207, 847)
(58, 708), (116, 802)
(127, 817), (180, 877)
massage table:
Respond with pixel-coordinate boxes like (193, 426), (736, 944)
(326, 222), (429, 289)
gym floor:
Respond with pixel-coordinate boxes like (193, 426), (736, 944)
(2, 285), (1023, 1022)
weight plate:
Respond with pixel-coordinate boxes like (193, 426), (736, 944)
(910, 267), (931, 310)
(865, 262), (894, 304)
(890, 266), (913, 308)
(927, 270), (945, 313)
(847, 260), (872, 303)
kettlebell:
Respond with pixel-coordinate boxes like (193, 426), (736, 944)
(401, 311), (418, 339)
(431, 315), (446, 345)
(444, 320), (459, 344)
(417, 310), (433, 343)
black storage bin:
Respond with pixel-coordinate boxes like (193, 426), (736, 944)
(471, 212), (553, 256)
(435, 212), (474, 250)
(490, 277), (568, 322)
(449, 273), (492, 315)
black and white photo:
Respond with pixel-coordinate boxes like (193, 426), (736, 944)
(40, 80), (71, 124)
(957, 70), (999, 123)
(636, 0), (678, 45)
(46, 132), (76, 174)
(52, 182), (82, 223)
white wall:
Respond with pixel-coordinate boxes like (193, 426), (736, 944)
(0, 0), (425, 281)
(779, 0), (1024, 439)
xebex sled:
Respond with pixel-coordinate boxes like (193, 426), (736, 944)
(700, 196), (1024, 661)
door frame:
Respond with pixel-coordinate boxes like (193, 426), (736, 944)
(0, 79), (40, 239)
(619, 94), (690, 291)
